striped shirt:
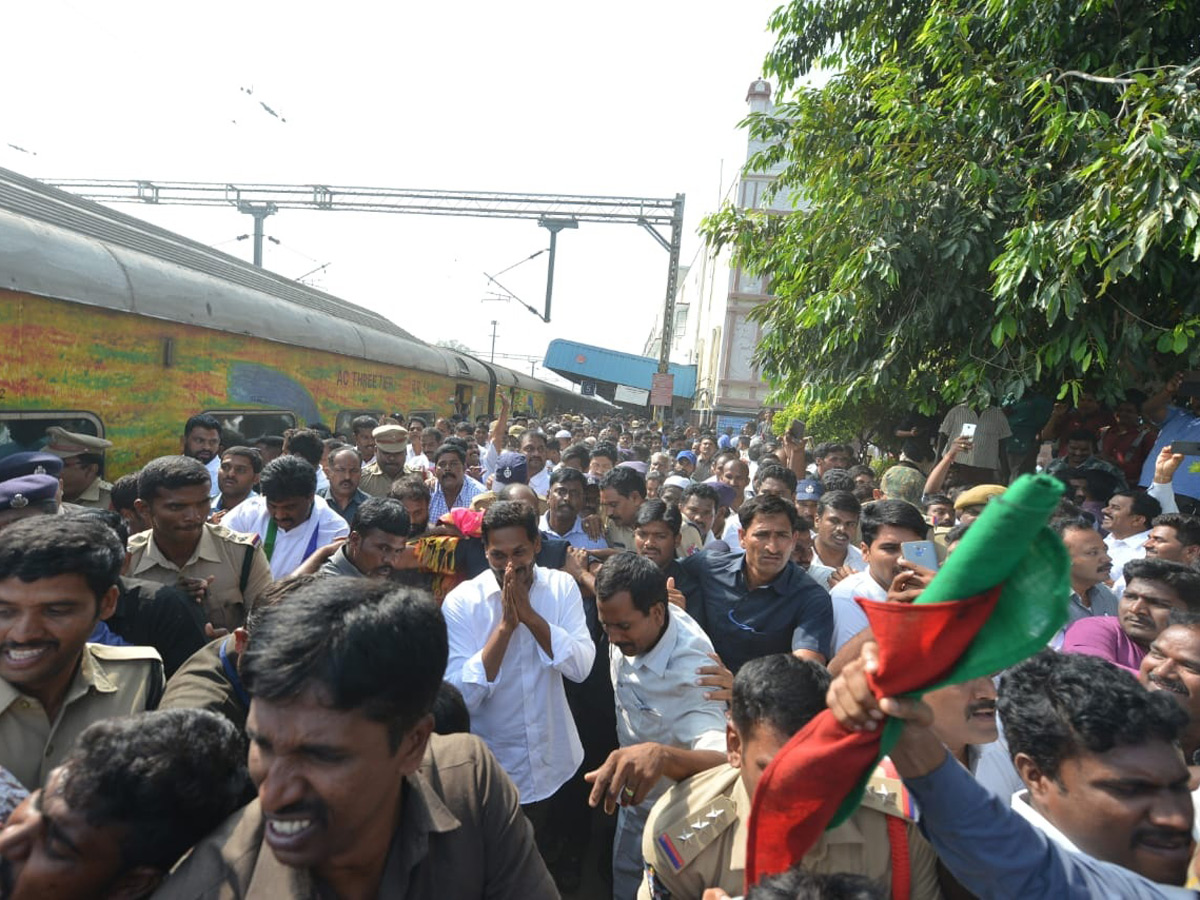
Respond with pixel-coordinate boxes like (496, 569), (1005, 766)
(938, 405), (1012, 471)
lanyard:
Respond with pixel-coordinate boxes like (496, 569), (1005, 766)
(264, 511), (321, 562)
(218, 637), (251, 709)
(263, 518), (279, 561)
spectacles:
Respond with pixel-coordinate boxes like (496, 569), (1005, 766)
(727, 606), (764, 635)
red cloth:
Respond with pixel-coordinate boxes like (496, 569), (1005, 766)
(744, 586), (1002, 889)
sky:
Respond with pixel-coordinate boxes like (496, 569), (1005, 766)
(1, 1), (785, 386)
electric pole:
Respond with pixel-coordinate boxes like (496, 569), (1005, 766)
(489, 320), (498, 363)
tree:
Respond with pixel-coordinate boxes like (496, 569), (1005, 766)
(435, 339), (475, 355)
(702, 0), (1200, 413)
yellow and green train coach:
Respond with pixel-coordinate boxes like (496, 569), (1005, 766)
(0, 167), (609, 477)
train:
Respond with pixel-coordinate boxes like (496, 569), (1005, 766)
(0, 166), (615, 477)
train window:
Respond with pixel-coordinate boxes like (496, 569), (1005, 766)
(335, 410), (384, 435)
(453, 356), (471, 377)
(202, 410), (297, 442)
(0, 412), (103, 460)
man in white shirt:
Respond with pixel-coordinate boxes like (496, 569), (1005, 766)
(181, 413), (223, 490)
(829, 499), (928, 653)
(223, 455), (348, 578)
(442, 500), (595, 846)
(1103, 490), (1161, 582)
(521, 429), (552, 497)
(588, 552), (728, 899)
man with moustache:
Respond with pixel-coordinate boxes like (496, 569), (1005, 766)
(1145, 513), (1200, 566)
(210, 445), (261, 516)
(589, 553), (728, 898)
(541, 467), (607, 550)
(829, 645), (1196, 897)
(222, 456), (348, 580)
(152, 578), (556, 898)
(1053, 517), (1119, 626)
(681, 494), (832, 673)
(0, 517), (163, 791)
(1140, 611), (1200, 763)
(318, 498), (411, 579)
(180, 414), (223, 486)
(0, 709), (249, 900)
(1102, 490), (1162, 582)
(317, 445), (370, 525)
(1064, 558), (1200, 673)
(359, 424), (410, 498)
(441, 501), (595, 846)
(520, 430), (552, 497)
(428, 443), (483, 520)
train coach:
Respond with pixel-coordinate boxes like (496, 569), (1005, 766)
(0, 167), (610, 477)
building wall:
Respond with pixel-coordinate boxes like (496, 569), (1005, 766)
(655, 79), (798, 424)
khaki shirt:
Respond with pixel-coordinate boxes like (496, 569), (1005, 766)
(153, 733), (557, 899)
(127, 523), (273, 631)
(639, 763), (943, 900)
(71, 476), (112, 509)
(0, 643), (164, 790)
(360, 460), (400, 498)
(605, 521), (636, 551)
(159, 637), (247, 734)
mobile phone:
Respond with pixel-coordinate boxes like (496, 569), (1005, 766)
(1170, 441), (1200, 456)
(787, 419), (806, 441)
(901, 540), (940, 572)
(1179, 375), (1200, 398)
(959, 423), (977, 439)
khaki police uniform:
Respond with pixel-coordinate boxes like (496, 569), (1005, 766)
(605, 521), (636, 551)
(127, 523), (273, 632)
(359, 424), (409, 498)
(639, 763), (943, 900)
(43, 427), (114, 508)
(359, 459), (400, 498)
(72, 475), (113, 509)
(0, 643), (164, 790)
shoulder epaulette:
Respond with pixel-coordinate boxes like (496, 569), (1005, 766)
(653, 794), (737, 872)
(87, 643), (164, 663)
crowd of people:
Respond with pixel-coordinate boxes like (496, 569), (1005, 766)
(2, 381), (1200, 899)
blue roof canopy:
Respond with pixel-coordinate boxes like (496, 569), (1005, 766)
(543, 339), (696, 399)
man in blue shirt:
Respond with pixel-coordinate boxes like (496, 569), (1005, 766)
(1142, 373), (1200, 513)
(681, 494), (832, 672)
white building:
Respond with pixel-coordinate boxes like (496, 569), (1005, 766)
(646, 78), (795, 429)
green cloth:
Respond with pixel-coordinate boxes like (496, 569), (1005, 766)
(876, 473), (1070, 786)
(912, 472), (1070, 687)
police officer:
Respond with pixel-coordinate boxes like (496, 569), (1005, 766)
(0, 453), (63, 532)
(361, 424), (410, 497)
(0, 516), (163, 790)
(639, 654), (941, 899)
(126, 456), (272, 634)
(44, 426), (114, 509)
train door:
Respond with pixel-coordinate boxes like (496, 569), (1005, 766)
(454, 384), (473, 420)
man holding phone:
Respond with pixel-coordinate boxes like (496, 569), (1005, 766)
(828, 500), (931, 654)
(1141, 373), (1200, 514)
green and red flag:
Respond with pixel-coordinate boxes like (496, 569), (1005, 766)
(745, 474), (1070, 889)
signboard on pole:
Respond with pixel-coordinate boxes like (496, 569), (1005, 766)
(614, 384), (650, 406)
(649, 373), (674, 407)
(581, 381), (597, 397)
